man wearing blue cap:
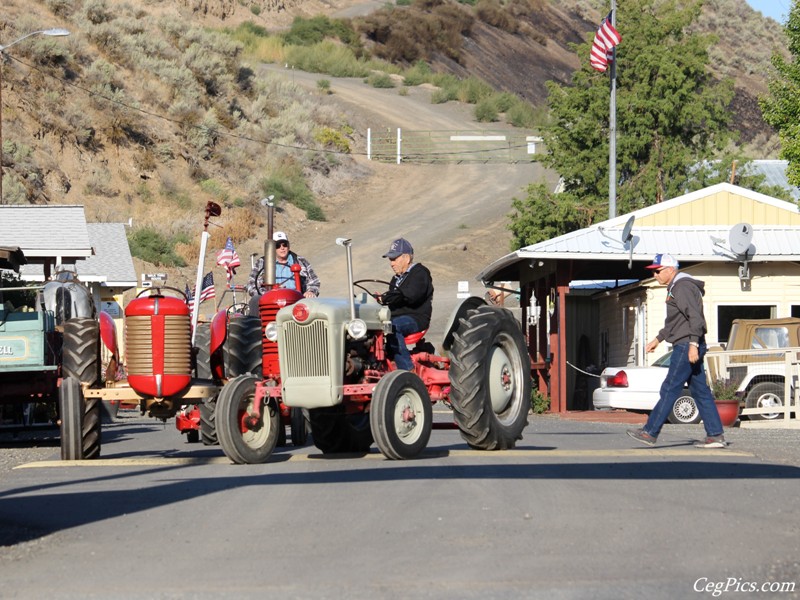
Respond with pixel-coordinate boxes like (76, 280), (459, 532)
(379, 238), (434, 371)
(627, 253), (727, 448)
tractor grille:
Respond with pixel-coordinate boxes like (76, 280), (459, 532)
(126, 315), (191, 375)
(281, 320), (329, 378)
(260, 303), (280, 360)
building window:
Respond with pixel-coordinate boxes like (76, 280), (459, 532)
(717, 305), (775, 343)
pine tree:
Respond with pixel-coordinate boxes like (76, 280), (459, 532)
(760, 0), (800, 187)
(509, 0), (736, 248)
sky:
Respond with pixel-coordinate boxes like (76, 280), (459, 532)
(745, 0), (792, 23)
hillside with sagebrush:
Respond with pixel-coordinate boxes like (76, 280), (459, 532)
(0, 0), (789, 281)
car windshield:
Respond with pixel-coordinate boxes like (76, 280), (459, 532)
(652, 352), (672, 367)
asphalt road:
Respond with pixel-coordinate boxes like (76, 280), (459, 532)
(1, 412), (799, 599)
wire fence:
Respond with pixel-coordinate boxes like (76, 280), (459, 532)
(367, 128), (544, 164)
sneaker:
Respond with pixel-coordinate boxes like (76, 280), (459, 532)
(694, 435), (727, 448)
(627, 428), (657, 446)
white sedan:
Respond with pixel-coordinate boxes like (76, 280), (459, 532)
(592, 352), (701, 424)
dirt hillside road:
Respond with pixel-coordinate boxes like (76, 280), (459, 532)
(260, 64), (556, 339)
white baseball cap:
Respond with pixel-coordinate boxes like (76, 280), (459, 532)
(645, 253), (679, 269)
(273, 231), (289, 243)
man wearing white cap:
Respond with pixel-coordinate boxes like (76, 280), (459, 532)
(627, 253), (727, 448)
(246, 231), (320, 299)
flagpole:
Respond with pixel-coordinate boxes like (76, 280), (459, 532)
(191, 202), (221, 344)
(609, 0), (617, 219)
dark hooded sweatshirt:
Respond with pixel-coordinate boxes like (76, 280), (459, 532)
(656, 272), (707, 346)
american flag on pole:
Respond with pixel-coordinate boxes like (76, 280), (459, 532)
(198, 271), (216, 302)
(186, 272), (216, 312)
(216, 237), (241, 285)
(590, 11), (621, 73)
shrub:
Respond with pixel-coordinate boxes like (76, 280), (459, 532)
(402, 60), (432, 86)
(505, 100), (539, 128)
(475, 98), (499, 122)
(200, 178), (230, 203)
(128, 227), (187, 267)
(317, 79), (332, 94)
(457, 76), (493, 104)
(531, 390), (549, 414)
(367, 72), (395, 88)
(261, 167), (326, 221)
(314, 127), (351, 153)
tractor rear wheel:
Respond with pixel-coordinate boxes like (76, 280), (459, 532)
(307, 406), (373, 454)
(225, 316), (262, 377)
(194, 323), (212, 380)
(62, 318), (100, 384)
(199, 395), (218, 445)
(217, 375), (279, 464)
(60, 377), (101, 460)
(370, 370), (432, 460)
(291, 407), (309, 447)
(449, 306), (530, 450)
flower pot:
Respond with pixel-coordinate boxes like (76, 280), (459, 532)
(715, 399), (740, 427)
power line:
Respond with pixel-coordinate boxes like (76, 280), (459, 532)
(6, 54), (534, 161)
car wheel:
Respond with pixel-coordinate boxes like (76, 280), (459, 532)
(745, 382), (783, 420)
(668, 394), (701, 424)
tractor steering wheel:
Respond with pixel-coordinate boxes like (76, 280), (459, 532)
(353, 279), (392, 302)
(226, 302), (250, 317)
(254, 267), (298, 295)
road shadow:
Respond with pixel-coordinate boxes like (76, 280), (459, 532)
(1, 458), (798, 547)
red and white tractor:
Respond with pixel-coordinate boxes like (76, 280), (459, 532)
(215, 237), (531, 464)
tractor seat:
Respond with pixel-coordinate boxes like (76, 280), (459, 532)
(404, 329), (427, 346)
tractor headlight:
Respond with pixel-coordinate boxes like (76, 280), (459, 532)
(346, 319), (368, 340)
(264, 321), (278, 342)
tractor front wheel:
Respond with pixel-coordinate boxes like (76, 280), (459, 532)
(370, 370), (432, 460)
(60, 377), (101, 460)
(217, 375), (279, 464)
(449, 306), (530, 450)
(290, 407), (309, 447)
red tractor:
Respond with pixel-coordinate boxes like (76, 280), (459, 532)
(60, 202), (241, 459)
(174, 198), (309, 448)
(215, 237), (531, 464)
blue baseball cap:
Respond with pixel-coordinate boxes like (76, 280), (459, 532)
(382, 238), (414, 259)
(646, 253), (679, 269)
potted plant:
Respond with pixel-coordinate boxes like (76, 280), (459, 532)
(711, 378), (740, 426)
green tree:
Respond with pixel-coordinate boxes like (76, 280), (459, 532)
(510, 0), (736, 248)
(760, 1), (800, 187)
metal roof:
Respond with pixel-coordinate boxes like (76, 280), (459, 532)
(0, 205), (92, 258)
(18, 222), (136, 288)
(479, 183), (800, 283)
(76, 223), (137, 287)
(743, 160), (800, 201)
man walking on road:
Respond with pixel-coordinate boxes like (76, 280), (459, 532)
(627, 254), (727, 448)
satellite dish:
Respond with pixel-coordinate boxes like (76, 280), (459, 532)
(622, 215), (635, 243)
(729, 222), (753, 256)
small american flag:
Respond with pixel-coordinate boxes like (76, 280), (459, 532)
(186, 272), (216, 312)
(216, 237), (241, 285)
(590, 11), (621, 73)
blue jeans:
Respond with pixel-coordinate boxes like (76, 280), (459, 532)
(644, 342), (724, 438)
(387, 315), (419, 370)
